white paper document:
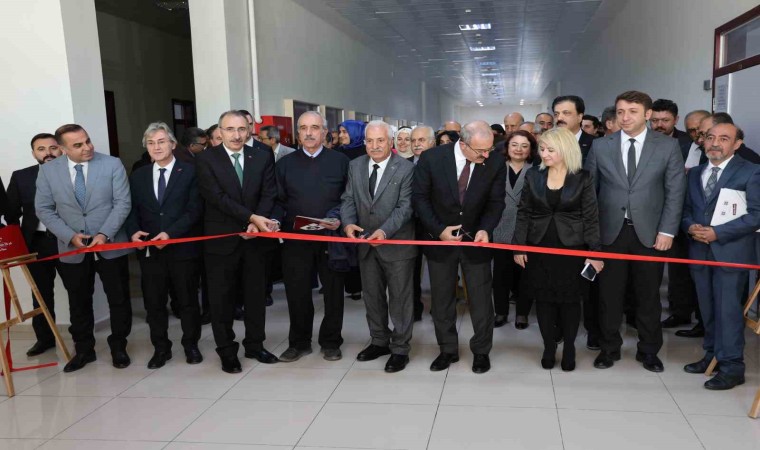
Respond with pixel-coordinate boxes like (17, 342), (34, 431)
(710, 188), (759, 232)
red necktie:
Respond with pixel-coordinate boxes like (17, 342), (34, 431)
(458, 162), (471, 204)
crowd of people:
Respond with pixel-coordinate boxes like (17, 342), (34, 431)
(0, 90), (758, 393)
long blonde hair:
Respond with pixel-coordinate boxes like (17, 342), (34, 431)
(538, 128), (582, 173)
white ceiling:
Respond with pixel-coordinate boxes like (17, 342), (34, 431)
(317, 0), (606, 107)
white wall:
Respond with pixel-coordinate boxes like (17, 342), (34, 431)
(97, 11), (196, 170)
(558, 0), (759, 128)
(458, 105), (547, 129)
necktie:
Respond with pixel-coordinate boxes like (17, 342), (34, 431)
(627, 138), (637, 184)
(704, 166), (720, 198)
(369, 164), (379, 199)
(232, 153), (243, 186)
(157, 168), (167, 203)
(74, 164), (86, 208)
(458, 161), (471, 204)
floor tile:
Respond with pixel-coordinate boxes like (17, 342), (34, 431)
(0, 396), (110, 438)
(0, 438), (48, 450)
(120, 358), (248, 399)
(38, 440), (167, 449)
(559, 409), (702, 450)
(664, 372), (760, 417)
(20, 363), (153, 397)
(299, 402), (436, 450)
(687, 415), (760, 450)
(428, 405), (563, 450)
(440, 371), (555, 408)
(56, 397), (213, 441)
(176, 400), (322, 446)
(166, 444), (292, 450)
(270, 342), (364, 370)
(330, 368), (445, 405)
(350, 344), (441, 373)
(553, 371), (679, 413)
(223, 367), (346, 402)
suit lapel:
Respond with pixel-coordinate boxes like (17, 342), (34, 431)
(631, 132), (655, 186)
(242, 146), (255, 194)
(706, 157), (742, 204)
(609, 133), (627, 185)
(465, 162), (486, 205)
(505, 162), (531, 202)
(160, 162), (183, 205)
(359, 155), (371, 203)
(443, 145), (460, 205)
(372, 154), (398, 203)
(57, 157), (79, 207)
(83, 154), (101, 208)
(561, 170), (580, 204)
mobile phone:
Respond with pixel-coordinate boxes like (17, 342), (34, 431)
(580, 263), (598, 282)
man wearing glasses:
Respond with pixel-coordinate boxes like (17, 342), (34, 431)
(413, 120), (506, 374)
(175, 128), (208, 164)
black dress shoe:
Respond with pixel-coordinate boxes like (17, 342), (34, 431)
(244, 348), (278, 364)
(147, 350), (172, 369)
(265, 295), (274, 307)
(430, 352), (459, 371)
(357, 344), (391, 362)
(494, 315), (508, 328)
(349, 292), (362, 301)
(472, 354), (490, 374)
(515, 315), (529, 330)
(185, 346), (203, 364)
(221, 355), (242, 373)
(26, 341), (55, 357)
(112, 350), (131, 369)
(384, 354), (410, 373)
(684, 358), (712, 374)
(675, 324), (705, 338)
(541, 358), (555, 369)
(561, 358), (576, 372)
(662, 315), (691, 328)
(200, 311), (211, 325)
(413, 312), (422, 322)
(63, 352), (96, 373)
(636, 351), (664, 373)
(593, 351), (620, 369)
(704, 372), (745, 390)
(586, 336), (600, 351)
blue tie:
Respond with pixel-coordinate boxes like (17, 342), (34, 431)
(74, 164), (86, 209)
(157, 168), (167, 203)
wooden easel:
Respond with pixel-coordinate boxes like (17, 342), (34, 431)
(0, 253), (71, 397)
(704, 276), (760, 418)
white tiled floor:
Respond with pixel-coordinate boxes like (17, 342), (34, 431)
(2, 282), (760, 450)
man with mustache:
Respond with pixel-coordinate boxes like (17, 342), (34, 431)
(5, 133), (63, 356)
(553, 95), (595, 164)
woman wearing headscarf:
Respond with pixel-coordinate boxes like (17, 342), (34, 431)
(394, 126), (414, 159)
(337, 120), (367, 160)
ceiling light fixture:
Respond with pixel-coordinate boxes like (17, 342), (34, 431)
(478, 62), (497, 66)
(470, 46), (495, 51)
(481, 73), (500, 77)
(459, 23), (491, 31)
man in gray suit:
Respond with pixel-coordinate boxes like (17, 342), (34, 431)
(35, 124), (133, 373)
(260, 125), (295, 162)
(585, 91), (686, 372)
(341, 120), (416, 373)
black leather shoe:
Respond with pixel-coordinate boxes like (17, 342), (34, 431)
(112, 350), (131, 369)
(63, 352), (96, 373)
(147, 350), (172, 369)
(244, 348), (278, 364)
(593, 351), (620, 369)
(472, 354), (491, 374)
(704, 373), (745, 390)
(662, 315), (691, 328)
(185, 346), (203, 364)
(357, 344), (391, 362)
(200, 311), (211, 325)
(675, 324), (705, 338)
(561, 358), (576, 372)
(636, 351), (664, 373)
(541, 358), (555, 369)
(586, 336), (600, 351)
(684, 358), (712, 374)
(349, 292), (362, 301)
(384, 354), (409, 373)
(26, 341), (55, 357)
(278, 347), (312, 362)
(515, 315), (529, 330)
(430, 352), (459, 371)
(221, 355), (242, 373)
(494, 315), (508, 328)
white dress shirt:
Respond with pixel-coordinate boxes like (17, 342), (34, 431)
(67, 159), (88, 186)
(368, 154), (391, 196)
(454, 140), (474, 186)
(620, 127), (647, 173)
(575, 129), (582, 142)
(684, 142), (703, 169)
(701, 155), (734, 190)
(303, 146), (323, 158)
(273, 143), (282, 160)
(152, 157), (176, 200)
(223, 144), (244, 170)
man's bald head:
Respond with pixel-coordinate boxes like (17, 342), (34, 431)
(443, 120), (462, 132)
(503, 112), (525, 133)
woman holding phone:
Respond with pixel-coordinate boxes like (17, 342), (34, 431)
(512, 128), (602, 371)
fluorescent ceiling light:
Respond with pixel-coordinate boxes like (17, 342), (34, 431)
(481, 73), (500, 77)
(440, 32), (462, 36)
(478, 62), (497, 66)
(470, 46), (495, 52)
(459, 23), (491, 31)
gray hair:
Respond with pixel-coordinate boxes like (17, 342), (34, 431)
(460, 120), (493, 143)
(217, 110), (249, 127)
(365, 120), (393, 140)
(297, 110), (328, 129)
(260, 125), (280, 143)
(142, 122), (177, 147)
(413, 125), (435, 142)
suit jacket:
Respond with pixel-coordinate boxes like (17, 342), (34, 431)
(35, 152), (132, 263)
(585, 130), (686, 247)
(173, 146), (196, 164)
(5, 164), (44, 246)
(195, 142), (277, 255)
(681, 156), (760, 267)
(671, 128), (694, 161)
(125, 159), (203, 260)
(275, 144), (295, 162)
(340, 153), (416, 261)
(493, 162), (532, 244)
(0, 176), (7, 227)
(513, 167), (601, 250)
(579, 130), (596, 164)
(412, 142), (507, 262)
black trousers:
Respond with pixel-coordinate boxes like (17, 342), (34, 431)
(583, 283), (600, 339)
(27, 232), (59, 345)
(598, 223), (664, 355)
(282, 240), (345, 350)
(265, 244), (283, 296)
(668, 232), (701, 323)
(413, 251), (424, 317)
(139, 254), (201, 352)
(492, 249), (531, 317)
(57, 254), (131, 354)
(536, 302), (581, 358)
(205, 242), (267, 357)
(344, 266), (362, 294)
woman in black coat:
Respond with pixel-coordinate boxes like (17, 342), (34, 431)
(513, 128), (602, 371)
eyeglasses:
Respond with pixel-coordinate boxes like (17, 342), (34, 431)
(463, 141), (494, 155)
(191, 141), (207, 147)
(222, 127), (248, 134)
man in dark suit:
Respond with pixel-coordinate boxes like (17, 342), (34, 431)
(126, 122), (204, 369)
(553, 95), (595, 163)
(195, 110), (280, 373)
(585, 91), (686, 372)
(681, 123), (760, 390)
(698, 113), (760, 165)
(413, 120), (506, 374)
(175, 127), (208, 164)
(341, 120), (416, 373)
(5, 133), (63, 356)
(36, 124), (133, 373)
